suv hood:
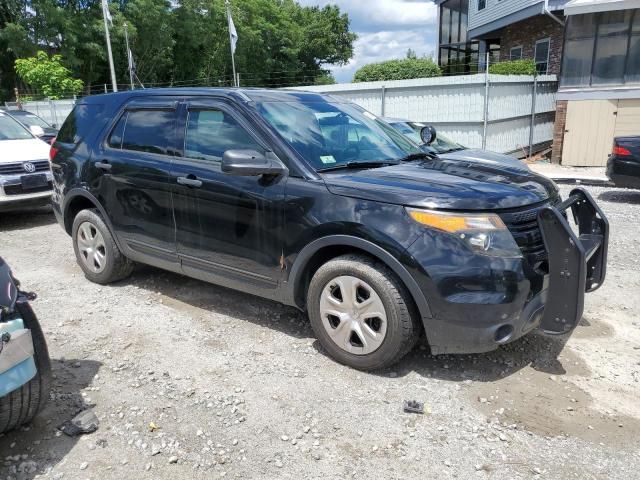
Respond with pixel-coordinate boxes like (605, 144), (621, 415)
(0, 139), (50, 164)
(323, 157), (559, 210)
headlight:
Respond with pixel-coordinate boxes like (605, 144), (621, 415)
(406, 208), (522, 257)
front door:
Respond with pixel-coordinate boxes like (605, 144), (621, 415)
(93, 97), (180, 271)
(170, 99), (286, 297)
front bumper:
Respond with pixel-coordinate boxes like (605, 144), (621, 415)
(405, 188), (608, 354)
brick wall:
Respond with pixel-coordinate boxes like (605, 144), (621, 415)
(499, 14), (565, 75)
(551, 100), (568, 164)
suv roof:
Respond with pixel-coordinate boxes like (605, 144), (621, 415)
(79, 88), (340, 105)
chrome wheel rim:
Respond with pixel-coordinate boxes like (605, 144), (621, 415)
(319, 276), (388, 355)
(77, 221), (107, 273)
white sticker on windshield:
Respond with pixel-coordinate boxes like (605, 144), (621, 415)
(320, 155), (336, 164)
(362, 111), (377, 120)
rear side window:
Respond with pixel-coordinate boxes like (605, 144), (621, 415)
(108, 109), (175, 155)
(57, 104), (104, 144)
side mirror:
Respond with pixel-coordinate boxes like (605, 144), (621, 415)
(420, 126), (437, 146)
(29, 125), (45, 137)
(221, 150), (287, 177)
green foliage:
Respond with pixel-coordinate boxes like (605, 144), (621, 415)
(313, 72), (336, 85)
(489, 59), (537, 75)
(353, 57), (441, 83)
(15, 51), (84, 99)
(0, 0), (356, 100)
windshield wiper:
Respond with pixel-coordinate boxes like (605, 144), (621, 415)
(317, 161), (399, 172)
(397, 152), (437, 162)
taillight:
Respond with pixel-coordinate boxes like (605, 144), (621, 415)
(613, 145), (631, 156)
(49, 142), (58, 162)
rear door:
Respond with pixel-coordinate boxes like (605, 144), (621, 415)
(170, 98), (286, 296)
(93, 97), (180, 271)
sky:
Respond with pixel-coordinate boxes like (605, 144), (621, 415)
(298, 0), (439, 83)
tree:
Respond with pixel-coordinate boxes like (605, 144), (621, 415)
(353, 58), (441, 83)
(0, 0), (355, 100)
(15, 51), (84, 99)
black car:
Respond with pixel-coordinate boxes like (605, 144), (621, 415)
(50, 89), (609, 370)
(7, 110), (58, 144)
(607, 136), (640, 189)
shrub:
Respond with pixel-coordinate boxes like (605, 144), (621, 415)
(489, 59), (537, 75)
(353, 58), (441, 82)
(15, 51), (83, 99)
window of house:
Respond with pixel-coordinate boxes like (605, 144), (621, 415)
(478, 0), (486, 10)
(534, 38), (550, 74)
(627, 10), (640, 83)
(562, 11), (640, 88)
(509, 46), (523, 60)
(184, 109), (261, 163)
(593, 10), (633, 85)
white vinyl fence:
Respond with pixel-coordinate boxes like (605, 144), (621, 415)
(290, 74), (558, 157)
(5, 74), (557, 157)
(4, 99), (76, 128)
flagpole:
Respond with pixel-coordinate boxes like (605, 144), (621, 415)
(225, 0), (237, 87)
(102, 0), (117, 92)
(124, 23), (134, 90)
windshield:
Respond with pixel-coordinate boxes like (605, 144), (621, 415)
(256, 101), (421, 170)
(12, 112), (50, 128)
(0, 112), (33, 140)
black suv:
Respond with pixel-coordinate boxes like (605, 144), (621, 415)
(51, 89), (609, 370)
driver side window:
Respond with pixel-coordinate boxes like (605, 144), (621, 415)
(185, 109), (262, 163)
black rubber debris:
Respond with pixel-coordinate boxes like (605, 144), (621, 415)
(403, 400), (424, 414)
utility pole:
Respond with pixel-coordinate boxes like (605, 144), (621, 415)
(101, 0), (117, 92)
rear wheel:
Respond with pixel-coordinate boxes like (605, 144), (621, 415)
(0, 301), (51, 434)
(72, 209), (133, 284)
(307, 254), (421, 370)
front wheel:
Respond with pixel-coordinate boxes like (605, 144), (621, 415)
(307, 254), (421, 370)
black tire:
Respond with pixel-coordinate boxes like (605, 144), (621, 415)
(0, 301), (51, 434)
(306, 254), (421, 371)
(72, 208), (133, 284)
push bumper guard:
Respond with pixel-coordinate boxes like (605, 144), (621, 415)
(537, 188), (609, 334)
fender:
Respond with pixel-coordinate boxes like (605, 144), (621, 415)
(62, 188), (125, 252)
(284, 235), (433, 320)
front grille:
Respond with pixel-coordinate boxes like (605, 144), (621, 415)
(500, 201), (555, 264)
(4, 182), (53, 196)
(0, 160), (50, 175)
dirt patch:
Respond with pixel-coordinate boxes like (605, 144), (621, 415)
(468, 364), (640, 445)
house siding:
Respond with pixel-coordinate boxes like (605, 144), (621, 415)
(468, 0), (543, 31)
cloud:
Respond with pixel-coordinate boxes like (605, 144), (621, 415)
(298, 0), (438, 82)
(332, 30), (437, 82)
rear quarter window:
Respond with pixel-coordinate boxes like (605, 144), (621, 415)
(57, 104), (104, 144)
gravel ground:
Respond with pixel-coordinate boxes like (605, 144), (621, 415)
(1, 184), (639, 480)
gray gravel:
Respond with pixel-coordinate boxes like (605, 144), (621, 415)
(1, 184), (640, 479)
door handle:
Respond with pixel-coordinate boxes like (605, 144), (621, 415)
(177, 175), (203, 188)
(94, 160), (112, 171)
